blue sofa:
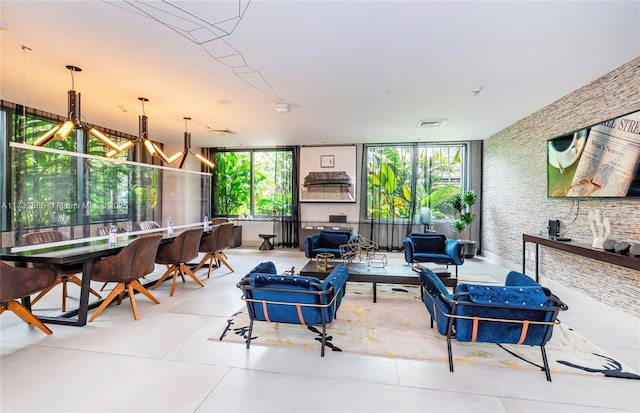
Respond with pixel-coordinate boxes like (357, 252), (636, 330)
(305, 229), (356, 259)
(404, 233), (464, 276)
(419, 269), (568, 381)
(236, 261), (349, 356)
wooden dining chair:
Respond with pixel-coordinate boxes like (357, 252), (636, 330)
(152, 228), (204, 296)
(1, 261), (58, 334)
(23, 230), (102, 312)
(89, 234), (163, 321)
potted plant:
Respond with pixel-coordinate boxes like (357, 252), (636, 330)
(449, 190), (478, 258)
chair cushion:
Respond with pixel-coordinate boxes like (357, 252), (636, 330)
(250, 274), (322, 290)
(317, 231), (349, 248)
(411, 236), (445, 253)
(459, 284), (548, 308)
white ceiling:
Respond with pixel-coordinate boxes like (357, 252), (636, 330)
(1, 1), (639, 150)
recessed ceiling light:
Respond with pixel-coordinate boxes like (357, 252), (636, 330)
(472, 85), (485, 96)
(385, 88), (404, 96)
(417, 119), (447, 128)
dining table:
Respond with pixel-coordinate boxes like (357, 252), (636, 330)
(0, 225), (205, 327)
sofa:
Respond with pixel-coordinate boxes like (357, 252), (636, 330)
(404, 233), (464, 276)
(419, 269), (568, 381)
(305, 229), (356, 259)
(236, 261), (349, 356)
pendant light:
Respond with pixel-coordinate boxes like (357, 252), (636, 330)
(179, 117), (215, 169)
(34, 65), (121, 153)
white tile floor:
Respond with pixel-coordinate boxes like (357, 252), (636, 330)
(1, 248), (639, 413)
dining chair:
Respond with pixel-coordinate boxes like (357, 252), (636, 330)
(1, 261), (58, 334)
(152, 228), (204, 296)
(133, 221), (161, 231)
(23, 230), (102, 312)
(192, 222), (234, 277)
(95, 225), (127, 236)
(89, 234), (163, 321)
(95, 225), (129, 290)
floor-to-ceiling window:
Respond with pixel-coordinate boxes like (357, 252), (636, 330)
(213, 148), (294, 218)
(361, 142), (468, 250)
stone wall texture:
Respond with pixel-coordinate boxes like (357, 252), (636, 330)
(483, 57), (640, 318)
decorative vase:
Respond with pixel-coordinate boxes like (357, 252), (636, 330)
(588, 209), (611, 249)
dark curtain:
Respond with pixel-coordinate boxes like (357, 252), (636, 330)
(358, 145), (417, 251)
(273, 146), (300, 248)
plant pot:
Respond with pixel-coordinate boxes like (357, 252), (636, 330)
(462, 240), (477, 258)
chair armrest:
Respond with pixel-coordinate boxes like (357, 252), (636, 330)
(445, 239), (464, 265)
(403, 238), (416, 263)
(305, 234), (320, 257)
(247, 261), (277, 276)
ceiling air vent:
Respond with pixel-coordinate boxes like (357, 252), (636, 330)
(208, 128), (237, 135)
(417, 119), (447, 128)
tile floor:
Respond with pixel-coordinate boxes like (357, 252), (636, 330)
(1, 248), (638, 413)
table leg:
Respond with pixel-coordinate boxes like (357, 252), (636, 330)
(372, 282), (377, 303)
(76, 259), (94, 326)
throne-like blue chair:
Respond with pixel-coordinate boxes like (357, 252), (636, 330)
(305, 229), (356, 259)
(236, 261), (349, 356)
(404, 233), (464, 276)
(419, 269), (568, 381)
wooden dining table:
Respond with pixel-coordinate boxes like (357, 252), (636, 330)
(0, 226), (205, 327)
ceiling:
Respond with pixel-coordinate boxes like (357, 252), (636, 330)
(1, 1), (639, 151)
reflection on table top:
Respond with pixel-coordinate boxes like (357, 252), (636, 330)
(1, 223), (208, 265)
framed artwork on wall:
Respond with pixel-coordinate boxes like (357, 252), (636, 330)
(300, 146), (356, 203)
(320, 155), (335, 168)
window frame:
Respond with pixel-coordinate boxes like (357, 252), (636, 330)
(363, 142), (468, 221)
(212, 147), (295, 218)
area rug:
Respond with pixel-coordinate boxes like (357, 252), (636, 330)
(213, 283), (639, 379)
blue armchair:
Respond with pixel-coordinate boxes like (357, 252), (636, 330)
(236, 261), (349, 356)
(404, 233), (464, 276)
(305, 229), (356, 259)
(419, 269), (568, 381)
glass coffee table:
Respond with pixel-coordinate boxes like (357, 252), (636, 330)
(300, 260), (456, 302)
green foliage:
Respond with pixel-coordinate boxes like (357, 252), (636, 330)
(367, 145), (464, 220)
(449, 190), (477, 240)
(214, 150), (293, 217)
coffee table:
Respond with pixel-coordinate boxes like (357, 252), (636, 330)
(299, 260), (456, 302)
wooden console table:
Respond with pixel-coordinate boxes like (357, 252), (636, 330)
(522, 234), (640, 282)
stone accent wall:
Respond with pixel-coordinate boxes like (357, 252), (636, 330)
(483, 57), (640, 317)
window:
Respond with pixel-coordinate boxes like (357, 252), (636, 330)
(365, 143), (466, 220)
(5, 107), (146, 230)
(213, 148), (294, 217)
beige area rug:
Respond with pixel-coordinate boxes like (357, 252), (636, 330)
(214, 283), (639, 379)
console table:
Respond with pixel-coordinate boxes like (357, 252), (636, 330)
(522, 234), (640, 282)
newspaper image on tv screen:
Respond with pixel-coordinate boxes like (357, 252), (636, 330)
(548, 109), (640, 198)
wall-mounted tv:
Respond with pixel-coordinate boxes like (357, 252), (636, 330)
(547, 109), (640, 198)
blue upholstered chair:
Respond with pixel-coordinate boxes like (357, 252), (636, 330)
(404, 233), (464, 276)
(419, 269), (568, 381)
(305, 229), (356, 259)
(236, 261), (349, 356)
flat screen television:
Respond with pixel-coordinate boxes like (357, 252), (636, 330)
(547, 109), (640, 198)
